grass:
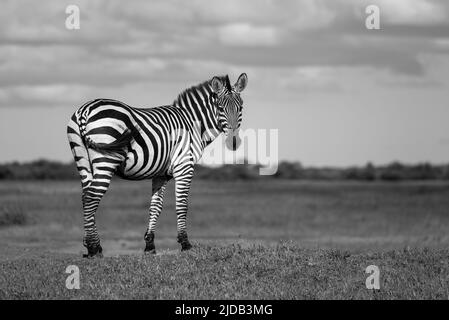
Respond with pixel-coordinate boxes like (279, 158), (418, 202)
(1, 243), (448, 299)
(0, 180), (449, 299)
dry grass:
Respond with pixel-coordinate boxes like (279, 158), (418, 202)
(0, 203), (28, 227)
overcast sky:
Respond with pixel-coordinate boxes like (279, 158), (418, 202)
(0, 0), (448, 166)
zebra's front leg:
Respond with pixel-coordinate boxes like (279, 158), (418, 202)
(174, 167), (194, 251)
(144, 176), (169, 254)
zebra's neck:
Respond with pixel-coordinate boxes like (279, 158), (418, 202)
(173, 80), (222, 145)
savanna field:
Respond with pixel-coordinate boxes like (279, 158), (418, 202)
(1, 179), (449, 299)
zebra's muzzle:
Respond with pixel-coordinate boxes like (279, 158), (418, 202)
(225, 130), (241, 151)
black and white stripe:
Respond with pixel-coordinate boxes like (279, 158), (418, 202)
(67, 73), (248, 257)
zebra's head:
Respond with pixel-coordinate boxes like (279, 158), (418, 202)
(211, 73), (248, 151)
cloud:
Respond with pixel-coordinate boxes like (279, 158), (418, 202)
(375, 0), (448, 25)
(0, 45), (169, 87)
(0, 0), (448, 108)
(218, 23), (279, 47)
(276, 67), (344, 94)
(0, 84), (91, 107)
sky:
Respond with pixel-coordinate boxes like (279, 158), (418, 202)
(0, 0), (448, 166)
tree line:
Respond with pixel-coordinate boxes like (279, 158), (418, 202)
(0, 159), (448, 181)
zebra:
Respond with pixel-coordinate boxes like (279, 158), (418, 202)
(67, 73), (248, 257)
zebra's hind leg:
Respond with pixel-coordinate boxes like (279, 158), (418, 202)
(174, 167), (194, 251)
(144, 176), (169, 254)
(67, 115), (103, 258)
(82, 157), (122, 258)
(81, 180), (107, 258)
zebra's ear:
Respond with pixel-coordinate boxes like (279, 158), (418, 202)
(211, 77), (224, 94)
(234, 73), (248, 93)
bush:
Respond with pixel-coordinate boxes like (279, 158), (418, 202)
(274, 161), (303, 179)
(344, 163), (376, 181)
(379, 162), (405, 181)
(195, 164), (260, 180)
(443, 165), (449, 180)
(0, 204), (28, 227)
(0, 166), (13, 179)
(0, 160), (78, 180)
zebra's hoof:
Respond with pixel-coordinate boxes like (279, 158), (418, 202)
(177, 231), (191, 251)
(144, 240), (156, 254)
(83, 244), (103, 258)
(181, 242), (192, 251)
(82, 252), (103, 259)
(144, 242), (156, 254)
(144, 248), (157, 255)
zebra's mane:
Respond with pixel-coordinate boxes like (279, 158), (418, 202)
(173, 75), (232, 106)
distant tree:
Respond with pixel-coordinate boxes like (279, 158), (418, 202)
(379, 161), (404, 181)
(0, 165), (12, 179)
(344, 162), (376, 181)
(0, 159), (447, 181)
(443, 164), (449, 180)
(363, 162), (376, 180)
(409, 163), (439, 180)
(274, 161), (303, 179)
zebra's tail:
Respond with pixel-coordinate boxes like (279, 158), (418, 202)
(75, 106), (137, 153)
(67, 112), (93, 187)
(84, 129), (135, 153)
